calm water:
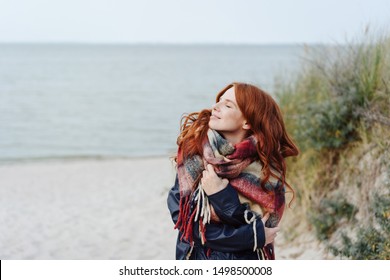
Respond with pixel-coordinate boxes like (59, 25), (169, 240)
(0, 44), (305, 162)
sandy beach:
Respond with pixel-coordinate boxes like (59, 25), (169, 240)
(0, 156), (331, 260)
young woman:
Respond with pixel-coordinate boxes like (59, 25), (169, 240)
(167, 82), (299, 260)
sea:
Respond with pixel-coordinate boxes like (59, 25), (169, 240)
(0, 43), (306, 162)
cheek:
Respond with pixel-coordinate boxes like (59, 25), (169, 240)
(226, 111), (243, 123)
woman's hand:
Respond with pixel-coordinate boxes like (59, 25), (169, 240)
(201, 164), (229, 195)
(261, 213), (280, 245)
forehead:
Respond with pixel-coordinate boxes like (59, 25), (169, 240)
(220, 87), (236, 101)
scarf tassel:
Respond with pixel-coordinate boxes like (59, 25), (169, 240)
(194, 184), (211, 244)
(176, 184), (212, 245)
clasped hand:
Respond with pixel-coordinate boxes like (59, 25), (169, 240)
(201, 164), (280, 246)
(201, 164), (229, 195)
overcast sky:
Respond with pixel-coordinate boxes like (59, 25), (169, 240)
(1, 0), (389, 44)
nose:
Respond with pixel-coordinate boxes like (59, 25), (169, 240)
(212, 101), (221, 111)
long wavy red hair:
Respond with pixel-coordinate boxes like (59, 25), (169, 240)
(176, 83), (299, 200)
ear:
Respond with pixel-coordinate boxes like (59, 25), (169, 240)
(242, 121), (251, 130)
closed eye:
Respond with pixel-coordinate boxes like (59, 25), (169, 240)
(218, 97), (237, 109)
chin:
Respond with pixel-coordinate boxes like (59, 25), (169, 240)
(208, 124), (221, 131)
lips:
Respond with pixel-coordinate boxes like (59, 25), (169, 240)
(211, 114), (221, 119)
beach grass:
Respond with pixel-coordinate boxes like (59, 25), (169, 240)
(275, 28), (390, 259)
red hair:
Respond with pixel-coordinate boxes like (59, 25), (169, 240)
(176, 83), (299, 200)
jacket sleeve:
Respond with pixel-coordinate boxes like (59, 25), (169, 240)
(167, 175), (181, 225)
(207, 184), (249, 226)
(167, 175), (266, 252)
(194, 218), (265, 252)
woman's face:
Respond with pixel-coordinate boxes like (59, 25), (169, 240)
(208, 87), (248, 141)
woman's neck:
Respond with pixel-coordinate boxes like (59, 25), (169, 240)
(219, 131), (247, 145)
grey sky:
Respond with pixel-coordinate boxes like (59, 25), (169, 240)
(1, 0), (389, 44)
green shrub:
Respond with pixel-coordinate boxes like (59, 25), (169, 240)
(329, 194), (390, 259)
(298, 96), (358, 150)
(309, 197), (358, 241)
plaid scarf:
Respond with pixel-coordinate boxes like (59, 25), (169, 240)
(175, 129), (285, 259)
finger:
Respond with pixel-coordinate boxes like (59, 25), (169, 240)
(217, 178), (229, 188)
(261, 212), (270, 223)
(207, 164), (216, 174)
(271, 228), (279, 238)
(223, 156), (232, 162)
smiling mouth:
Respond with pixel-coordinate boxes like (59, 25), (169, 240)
(211, 115), (220, 119)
